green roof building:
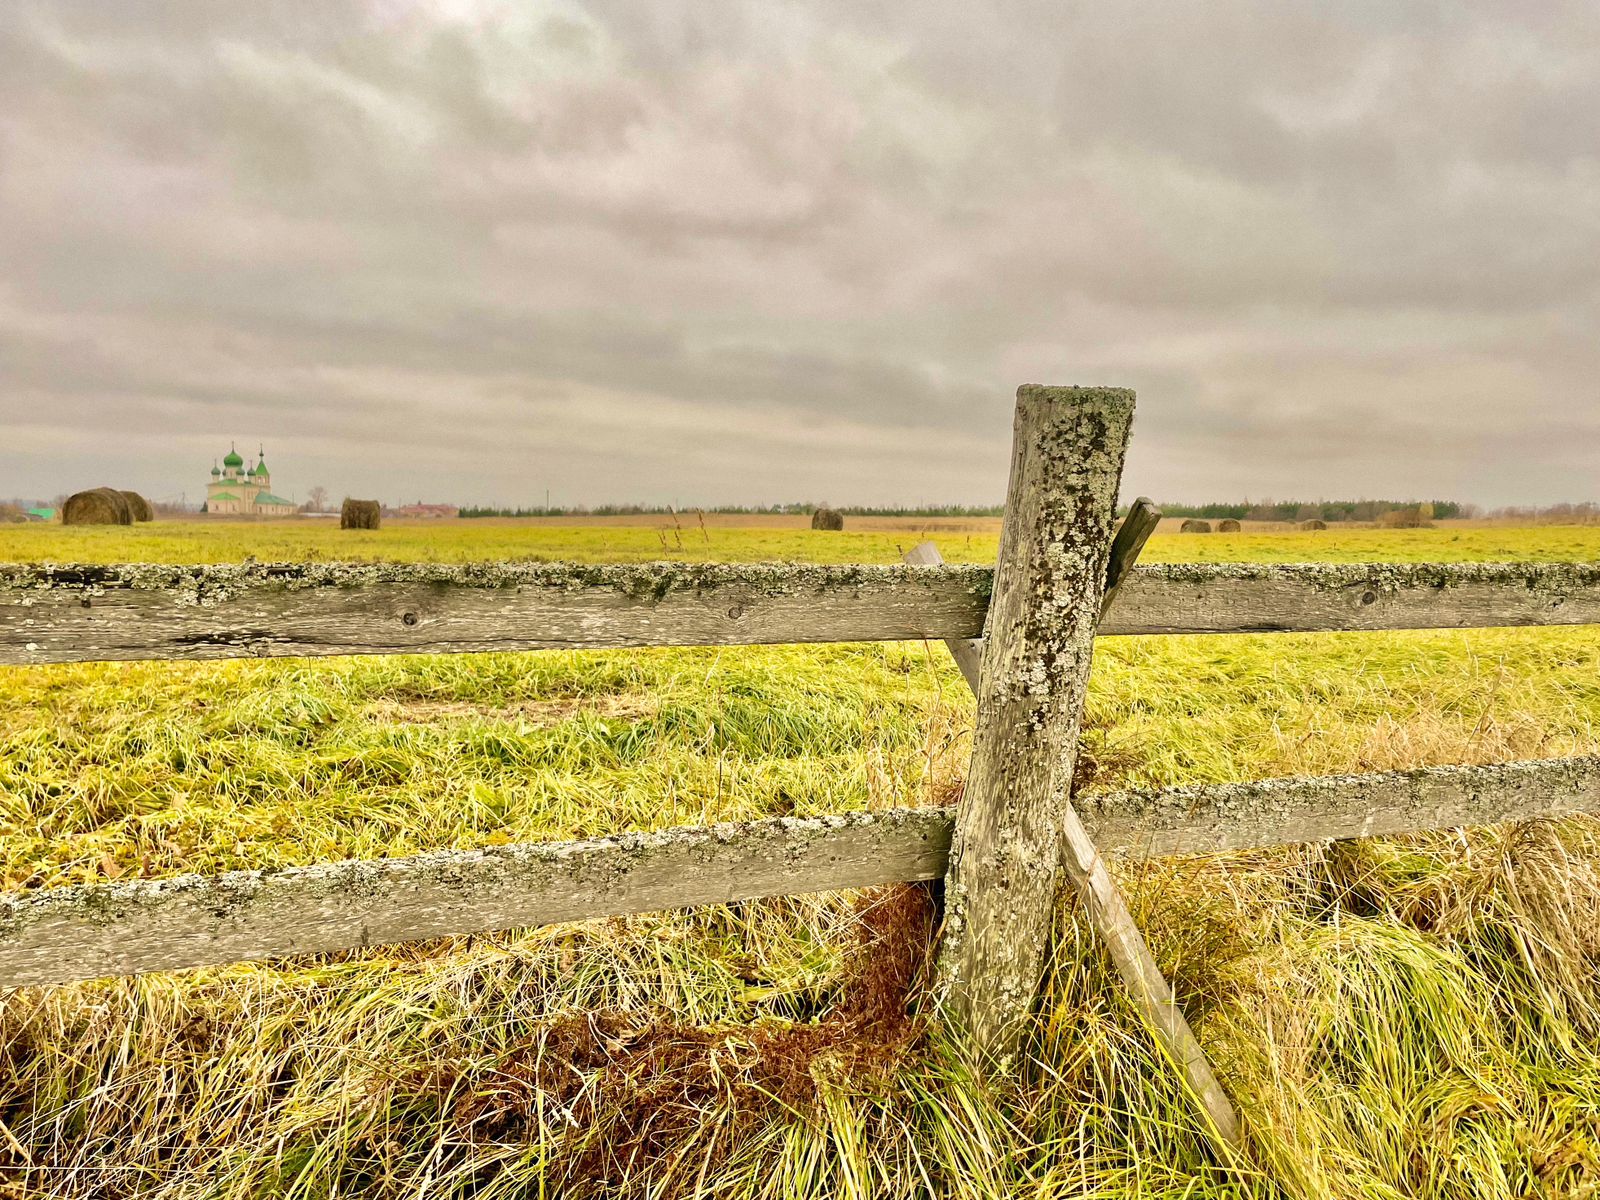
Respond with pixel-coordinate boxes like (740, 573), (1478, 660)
(205, 443), (296, 516)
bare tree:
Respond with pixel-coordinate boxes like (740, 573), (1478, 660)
(304, 485), (329, 513)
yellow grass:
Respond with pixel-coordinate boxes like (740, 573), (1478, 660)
(2, 519), (1599, 1198)
(6, 517), (1600, 565)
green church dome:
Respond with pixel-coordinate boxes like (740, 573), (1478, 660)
(211, 463), (221, 476)
(223, 446), (244, 468)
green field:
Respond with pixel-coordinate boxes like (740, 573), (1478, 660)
(3, 522), (1600, 1198)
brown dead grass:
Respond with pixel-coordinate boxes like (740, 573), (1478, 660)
(406, 885), (935, 1191)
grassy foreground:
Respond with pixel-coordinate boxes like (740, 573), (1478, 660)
(2, 522), (1599, 1198)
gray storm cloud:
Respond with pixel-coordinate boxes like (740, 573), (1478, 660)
(2, 0), (1596, 507)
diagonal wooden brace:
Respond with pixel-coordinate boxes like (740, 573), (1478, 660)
(906, 499), (1241, 1148)
(1101, 497), (1164, 620)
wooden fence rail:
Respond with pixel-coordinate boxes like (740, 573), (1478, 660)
(4, 755), (1596, 988)
(5, 561), (1600, 666)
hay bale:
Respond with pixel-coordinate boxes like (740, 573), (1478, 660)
(1179, 518), (1212, 534)
(1378, 507), (1426, 529)
(1300, 519), (1328, 531)
(810, 507), (845, 531)
(341, 498), (382, 530)
(62, 487), (133, 526)
(1217, 518), (1242, 533)
(118, 490), (154, 522)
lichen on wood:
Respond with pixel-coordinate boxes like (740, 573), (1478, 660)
(0, 807), (954, 987)
(1132, 561), (1600, 592)
(7, 560), (1600, 668)
(1078, 755), (1600, 855)
(0, 561), (996, 665)
(1103, 561), (1600, 636)
(0, 560), (994, 598)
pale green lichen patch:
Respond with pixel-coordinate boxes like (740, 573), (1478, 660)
(10, 560), (1595, 614)
(0, 808), (956, 980)
(1077, 755), (1600, 838)
(1135, 561), (1600, 594)
(0, 561), (995, 603)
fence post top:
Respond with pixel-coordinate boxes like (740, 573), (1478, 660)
(1016, 384), (1137, 410)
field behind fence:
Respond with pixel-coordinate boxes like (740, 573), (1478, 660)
(4, 387), (1600, 1172)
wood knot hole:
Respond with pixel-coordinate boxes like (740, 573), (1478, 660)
(401, 611), (419, 626)
(1360, 591), (1377, 606)
(79, 597), (91, 609)
(727, 605), (745, 620)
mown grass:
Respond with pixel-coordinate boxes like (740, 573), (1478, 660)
(2, 522), (1599, 1198)
(6, 518), (1600, 566)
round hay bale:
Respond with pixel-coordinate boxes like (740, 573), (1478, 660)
(62, 487), (133, 526)
(810, 507), (845, 531)
(341, 498), (382, 530)
(1217, 518), (1242, 533)
(118, 490), (154, 522)
(1378, 507), (1426, 529)
(1179, 518), (1212, 534)
(1300, 519), (1328, 531)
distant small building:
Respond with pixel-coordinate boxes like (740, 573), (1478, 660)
(204, 445), (296, 516)
(391, 502), (460, 519)
(26, 507), (55, 522)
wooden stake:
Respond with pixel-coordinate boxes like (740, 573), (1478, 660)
(904, 540), (982, 692)
(1058, 803), (1241, 1144)
(1101, 497), (1162, 620)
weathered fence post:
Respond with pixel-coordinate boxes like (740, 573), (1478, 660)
(936, 384), (1134, 1070)
(911, 505), (1243, 1147)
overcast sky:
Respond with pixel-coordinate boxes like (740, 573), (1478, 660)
(3, 1), (1597, 508)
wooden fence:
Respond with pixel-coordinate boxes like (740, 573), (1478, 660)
(6, 756), (1595, 989)
(4, 385), (1600, 1139)
(6, 559), (1599, 664)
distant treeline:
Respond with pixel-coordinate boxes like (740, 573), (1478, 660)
(459, 503), (1008, 518)
(1153, 499), (1471, 522)
(454, 498), (1600, 524)
(1488, 502), (1600, 524)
